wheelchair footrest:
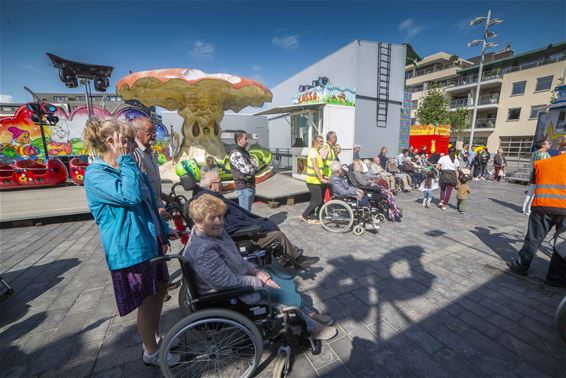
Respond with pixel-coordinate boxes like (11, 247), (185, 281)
(309, 337), (322, 355)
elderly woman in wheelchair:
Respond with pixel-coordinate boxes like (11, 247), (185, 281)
(319, 161), (382, 235)
(152, 193), (336, 377)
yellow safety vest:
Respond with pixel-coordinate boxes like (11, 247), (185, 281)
(306, 148), (324, 184)
(322, 142), (336, 177)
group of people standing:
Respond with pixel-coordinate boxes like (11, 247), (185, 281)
(83, 119), (339, 369)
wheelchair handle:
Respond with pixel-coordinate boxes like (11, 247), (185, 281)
(150, 254), (188, 266)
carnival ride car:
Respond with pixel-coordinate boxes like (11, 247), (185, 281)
(0, 159), (68, 190)
(173, 145), (274, 190)
(69, 157), (88, 185)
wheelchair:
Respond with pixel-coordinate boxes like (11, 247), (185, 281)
(318, 167), (387, 236)
(165, 174), (290, 270)
(151, 254), (322, 378)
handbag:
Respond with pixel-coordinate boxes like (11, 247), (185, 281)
(439, 170), (457, 186)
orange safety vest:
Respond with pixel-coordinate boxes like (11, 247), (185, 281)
(532, 153), (566, 215)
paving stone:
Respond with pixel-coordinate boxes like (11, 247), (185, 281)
(2, 182), (566, 377)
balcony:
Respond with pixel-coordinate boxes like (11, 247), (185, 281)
(460, 118), (497, 133)
(449, 94), (499, 110)
(475, 118), (497, 129)
(445, 70), (503, 93)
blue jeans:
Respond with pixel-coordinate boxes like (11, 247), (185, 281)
(423, 190), (433, 200)
(237, 187), (255, 211)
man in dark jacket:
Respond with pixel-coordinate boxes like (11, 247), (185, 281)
(229, 130), (259, 211)
(192, 171), (318, 269)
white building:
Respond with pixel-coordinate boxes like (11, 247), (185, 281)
(260, 40), (410, 163)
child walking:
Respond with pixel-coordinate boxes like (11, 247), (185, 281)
(456, 175), (471, 214)
(419, 170), (438, 208)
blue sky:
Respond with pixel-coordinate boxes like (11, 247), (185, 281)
(1, 0), (565, 103)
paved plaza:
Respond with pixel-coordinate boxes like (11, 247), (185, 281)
(1, 180), (565, 377)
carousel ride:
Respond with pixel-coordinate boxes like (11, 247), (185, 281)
(116, 68), (274, 190)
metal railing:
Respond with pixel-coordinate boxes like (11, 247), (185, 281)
(447, 70), (502, 88)
(502, 54), (566, 74)
(475, 118), (497, 128)
(477, 94), (499, 105)
(450, 94), (499, 108)
(450, 98), (470, 108)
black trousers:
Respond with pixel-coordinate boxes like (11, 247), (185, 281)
(518, 211), (566, 282)
(302, 183), (323, 219)
(251, 231), (300, 260)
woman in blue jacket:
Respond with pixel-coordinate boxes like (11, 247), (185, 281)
(83, 118), (178, 367)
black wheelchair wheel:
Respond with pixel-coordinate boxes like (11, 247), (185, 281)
(160, 308), (263, 378)
(178, 281), (192, 316)
(272, 345), (291, 378)
(556, 295), (566, 342)
(319, 200), (354, 233)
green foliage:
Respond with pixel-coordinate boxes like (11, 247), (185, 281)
(448, 108), (471, 138)
(416, 84), (449, 125)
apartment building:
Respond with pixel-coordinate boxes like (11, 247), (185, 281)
(406, 41), (566, 168)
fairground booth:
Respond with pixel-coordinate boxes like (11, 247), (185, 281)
(256, 40), (420, 180)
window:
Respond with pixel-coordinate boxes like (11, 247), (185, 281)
(529, 105), (546, 119)
(53, 96), (68, 102)
(558, 111), (566, 131)
(511, 81), (526, 96)
(410, 118), (417, 126)
(507, 108), (521, 121)
(411, 100), (418, 110)
(535, 75), (553, 92)
(499, 136), (534, 159)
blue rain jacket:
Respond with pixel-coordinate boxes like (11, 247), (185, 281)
(84, 155), (168, 270)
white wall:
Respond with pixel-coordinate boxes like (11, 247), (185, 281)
(266, 40), (406, 156)
(353, 41), (406, 157)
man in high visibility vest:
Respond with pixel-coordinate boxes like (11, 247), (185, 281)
(507, 137), (566, 287)
(320, 131), (337, 178)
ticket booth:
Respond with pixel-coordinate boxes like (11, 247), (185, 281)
(256, 84), (356, 180)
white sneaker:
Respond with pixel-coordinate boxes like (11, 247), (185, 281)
(422, 198), (427, 207)
(426, 198), (432, 208)
(143, 350), (181, 367)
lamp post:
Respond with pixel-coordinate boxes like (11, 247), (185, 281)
(467, 10), (503, 152)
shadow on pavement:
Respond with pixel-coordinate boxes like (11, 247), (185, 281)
(314, 251), (566, 377)
(489, 197), (524, 213)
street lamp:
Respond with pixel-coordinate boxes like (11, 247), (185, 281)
(467, 9), (503, 152)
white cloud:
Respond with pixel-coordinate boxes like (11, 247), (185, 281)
(23, 63), (45, 73)
(272, 35), (299, 50)
(0, 94), (14, 103)
(189, 41), (215, 60)
(398, 18), (429, 40)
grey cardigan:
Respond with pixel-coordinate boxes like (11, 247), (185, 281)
(183, 229), (263, 300)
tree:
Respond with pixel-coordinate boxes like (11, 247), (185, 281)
(415, 84), (449, 125)
(448, 107), (471, 143)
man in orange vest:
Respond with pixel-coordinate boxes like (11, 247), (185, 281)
(507, 136), (566, 287)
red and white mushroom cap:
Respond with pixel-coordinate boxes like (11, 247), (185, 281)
(116, 68), (272, 111)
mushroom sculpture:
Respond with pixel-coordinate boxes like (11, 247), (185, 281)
(116, 68), (272, 159)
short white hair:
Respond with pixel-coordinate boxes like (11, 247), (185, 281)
(330, 161), (342, 174)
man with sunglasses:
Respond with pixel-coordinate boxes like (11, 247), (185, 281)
(133, 117), (168, 219)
